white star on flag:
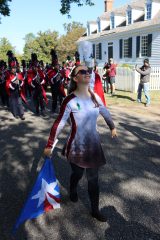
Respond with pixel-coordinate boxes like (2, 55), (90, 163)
(32, 178), (60, 209)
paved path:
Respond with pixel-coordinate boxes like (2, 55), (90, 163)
(0, 98), (160, 240)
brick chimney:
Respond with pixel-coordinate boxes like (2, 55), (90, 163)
(104, 0), (114, 12)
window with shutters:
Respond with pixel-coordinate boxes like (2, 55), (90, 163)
(96, 43), (102, 60)
(124, 39), (129, 58)
(141, 36), (148, 57)
(96, 44), (100, 59)
(108, 42), (113, 46)
(146, 3), (152, 20)
(119, 39), (123, 59)
(92, 44), (95, 58)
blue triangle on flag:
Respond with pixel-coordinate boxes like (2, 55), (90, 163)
(12, 156), (60, 235)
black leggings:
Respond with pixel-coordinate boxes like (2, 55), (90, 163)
(70, 163), (99, 211)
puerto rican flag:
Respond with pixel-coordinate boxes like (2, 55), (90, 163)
(12, 157), (60, 235)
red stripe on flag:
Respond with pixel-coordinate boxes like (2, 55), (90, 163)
(44, 194), (60, 212)
(44, 197), (53, 212)
(47, 192), (61, 204)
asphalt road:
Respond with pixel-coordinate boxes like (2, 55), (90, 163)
(0, 97), (160, 240)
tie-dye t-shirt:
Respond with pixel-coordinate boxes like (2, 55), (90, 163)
(46, 93), (115, 168)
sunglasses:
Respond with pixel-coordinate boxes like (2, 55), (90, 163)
(75, 69), (92, 76)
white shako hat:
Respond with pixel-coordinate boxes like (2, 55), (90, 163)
(81, 41), (94, 68)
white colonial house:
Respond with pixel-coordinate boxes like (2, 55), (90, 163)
(78, 0), (160, 67)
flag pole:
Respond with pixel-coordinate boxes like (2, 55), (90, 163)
(12, 139), (59, 236)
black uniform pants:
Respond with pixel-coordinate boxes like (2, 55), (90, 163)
(0, 83), (9, 106)
(25, 82), (32, 98)
(9, 94), (24, 117)
(70, 163), (99, 212)
(33, 90), (44, 113)
(103, 76), (110, 93)
(51, 86), (63, 112)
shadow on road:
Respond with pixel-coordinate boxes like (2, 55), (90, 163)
(111, 94), (136, 102)
(0, 102), (160, 239)
(103, 206), (160, 240)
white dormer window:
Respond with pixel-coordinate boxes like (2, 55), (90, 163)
(127, 10), (132, 24)
(146, 2), (152, 19)
(111, 15), (115, 29)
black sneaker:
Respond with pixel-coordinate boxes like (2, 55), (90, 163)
(41, 111), (46, 116)
(20, 115), (25, 120)
(91, 210), (107, 222)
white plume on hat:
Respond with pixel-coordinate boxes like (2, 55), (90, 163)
(81, 41), (94, 68)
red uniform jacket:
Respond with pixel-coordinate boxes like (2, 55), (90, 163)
(27, 69), (45, 85)
(6, 71), (26, 103)
(27, 68), (48, 104)
(47, 69), (66, 97)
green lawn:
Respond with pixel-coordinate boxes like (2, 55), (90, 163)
(105, 90), (160, 107)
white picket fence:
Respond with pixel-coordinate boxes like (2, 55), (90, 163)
(98, 67), (160, 92)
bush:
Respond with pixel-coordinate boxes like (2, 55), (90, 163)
(118, 63), (134, 69)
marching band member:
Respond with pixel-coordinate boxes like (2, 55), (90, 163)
(47, 49), (66, 113)
(0, 60), (9, 107)
(6, 59), (25, 120)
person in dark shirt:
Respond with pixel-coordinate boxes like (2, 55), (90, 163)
(103, 62), (111, 94)
(136, 58), (151, 107)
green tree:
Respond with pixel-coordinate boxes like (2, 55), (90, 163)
(23, 33), (37, 61)
(23, 30), (59, 62)
(57, 22), (86, 62)
(0, 0), (12, 19)
(63, 22), (84, 33)
(0, 37), (15, 62)
(60, 0), (94, 16)
(24, 33), (36, 43)
(16, 53), (23, 64)
(23, 22), (85, 64)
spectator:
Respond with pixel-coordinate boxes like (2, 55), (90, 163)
(103, 62), (111, 94)
(108, 58), (116, 96)
(136, 59), (151, 107)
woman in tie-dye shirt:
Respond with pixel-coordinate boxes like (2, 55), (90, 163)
(44, 64), (117, 222)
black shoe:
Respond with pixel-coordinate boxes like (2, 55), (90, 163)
(91, 210), (107, 222)
(20, 115), (25, 120)
(70, 191), (78, 202)
(14, 115), (19, 119)
(41, 111), (46, 116)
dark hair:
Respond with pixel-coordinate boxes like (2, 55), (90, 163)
(68, 65), (100, 107)
(144, 58), (150, 65)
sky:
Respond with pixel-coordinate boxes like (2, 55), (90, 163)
(0, 0), (128, 53)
